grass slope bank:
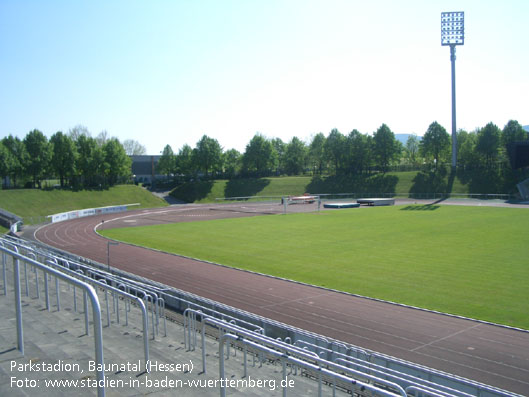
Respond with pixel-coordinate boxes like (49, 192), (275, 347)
(0, 185), (167, 224)
(170, 171), (477, 203)
(101, 205), (529, 329)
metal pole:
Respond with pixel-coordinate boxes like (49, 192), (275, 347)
(14, 256), (24, 354)
(44, 271), (50, 311)
(2, 251), (6, 295)
(450, 44), (457, 169)
(107, 241), (118, 272)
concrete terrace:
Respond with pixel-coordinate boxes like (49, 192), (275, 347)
(0, 253), (352, 396)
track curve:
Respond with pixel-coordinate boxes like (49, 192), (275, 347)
(34, 201), (529, 395)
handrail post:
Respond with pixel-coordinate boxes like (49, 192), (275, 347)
(2, 249), (7, 295)
(24, 261), (29, 296)
(219, 334), (226, 397)
(44, 271), (50, 311)
(34, 266), (40, 299)
(55, 276), (60, 311)
(86, 286), (105, 397)
(0, 241), (7, 296)
(138, 298), (150, 372)
(115, 291), (120, 324)
(13, 249), (24, 354)
(83, 289), (89, 335)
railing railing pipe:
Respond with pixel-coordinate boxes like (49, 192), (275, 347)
(334, 357), (472, 397)
(117, 283), (129, 326)
(12, 246), (24, 355)
(219, 332), (401, 397)
(158, 297), (167, 336)
(196, 311), (318, 376)
(42, 258), (150, 371)
(146, 291), (158, 335)
(55, 275), (60, 311)
(83, 287), (89, 335)
(135, 289), (155, 340)
(99, 279), (111, 327)
(406, 385), (451, 397)
(2, 249), (7, 296)
(44, 266), (50, 310)
(0, 246), (105, 397)
(34, 265), (40, 299)
(206, 316), (406, 397)
(24, 258), (29, 296)
(115, 291), (120, 324)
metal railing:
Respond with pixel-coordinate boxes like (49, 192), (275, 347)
(182, 308), (407, 396)
(3, 237), (162, 342)
(43, 258), (151, 371)
(0, 242), (106, 397)
(200, 312), (406, 397)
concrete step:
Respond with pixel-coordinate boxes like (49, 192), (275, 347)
(1, 259), (352, 396)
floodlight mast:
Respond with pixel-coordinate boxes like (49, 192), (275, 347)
(441, 11), (464, 169)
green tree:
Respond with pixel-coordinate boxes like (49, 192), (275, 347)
(2, 135), (27, 188)
(347, 129), (372, 174)
(284, 137), (307, 175)
(372, 124), (400, 173)
(242, 133), (277, 177)
(102, 138), (131, 185)
(175, 144), (195, 177)
(420, 122), (450, 169)
(476, 122), (502, 168)
(457, 130), (480, 169)
(223, 149), (241, 178)
(123, 139), (147, 155)
(324, 129), (346, 174)
(0, 141), (14, 188)
(24, 129), (51, 188)
(76, 134), (104, 187)
(308, 133), (326, 175)
(50, 131), (77, 187)
(194, 135), (223, 177)
(404, 135), (421, 166)
(68, 124), (90, 141)
(157, 145), (176, 177)
(2, 135), (24, 187)
(96, 130), (109, 147)
(502, 120), (527, 148)
(271, 138), (286, 175)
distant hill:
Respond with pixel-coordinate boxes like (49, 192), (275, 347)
(523, 125), (529, 132)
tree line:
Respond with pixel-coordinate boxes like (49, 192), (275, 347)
(2, 120), (526, 190)
(0, 126), (142, 189)
(157, 120), (528, 181)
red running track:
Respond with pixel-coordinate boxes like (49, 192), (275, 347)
(34, 201), (529, 395)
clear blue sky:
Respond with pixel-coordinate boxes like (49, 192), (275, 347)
(1, 0), (527, 154)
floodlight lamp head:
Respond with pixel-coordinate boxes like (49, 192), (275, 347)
(441, 11), (464, 46)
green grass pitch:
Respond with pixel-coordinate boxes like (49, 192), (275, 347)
(100, 205), (529, 329)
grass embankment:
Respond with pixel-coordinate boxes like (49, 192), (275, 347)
(170, 171), (474, 203)
(0, 185), (168, 224)
(101, 205), (529, 329)
(170, 177), (314, 203)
